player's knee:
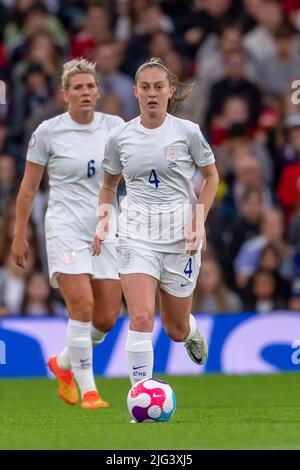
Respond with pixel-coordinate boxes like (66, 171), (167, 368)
(164, 324), (186, 342)
(93, 315), (116, 333)
(68, 297), (94, 321)
(93, 302), (121, 332)
(130, 310), (153, 331)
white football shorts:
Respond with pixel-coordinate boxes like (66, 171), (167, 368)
(117, 244), (201, 298)
(46, 238), (119, 288)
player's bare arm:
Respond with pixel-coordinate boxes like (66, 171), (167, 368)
(92, 171), (122, 255)
(11, 161), (44, 268)
(186, 163), (219, 255)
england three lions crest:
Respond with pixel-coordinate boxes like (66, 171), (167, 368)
(165, 146), (178, 162)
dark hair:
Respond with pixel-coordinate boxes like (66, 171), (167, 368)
(259, 243), (281, 265)
(227, 122), (248, 139)
(0, 118), (8, 128)
(22, 61), (47, 83)
(192, 255), (235, 313)
(21, 271), (55, 316)
(24, 2), (49, 20)
(87, 0), (110, 14)
(251, 268), (277, 294)
(264, 0), (282, 4)
(218, 19), (242, 37)
(26, 31), (62, 73)
(135, 57), (192, 113)
(0, 196), (42, 267)
(273, 23), (295, 39)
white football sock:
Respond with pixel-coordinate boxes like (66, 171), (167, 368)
(125, 330), (153, 385)
(66, 319), (97, 397)
(91, 324), (107, 346)
(184, 314), (197, 342)
(57, 346), (71, 371)
(57, 324), (107, 371)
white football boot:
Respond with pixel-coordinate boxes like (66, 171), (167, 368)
(184, 329), (208, 365)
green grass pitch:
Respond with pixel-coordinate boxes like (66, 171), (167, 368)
(0, 373), (299, 450)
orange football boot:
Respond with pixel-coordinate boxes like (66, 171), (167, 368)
(81, 391), (109, 409)
(47, 355), (78, 405)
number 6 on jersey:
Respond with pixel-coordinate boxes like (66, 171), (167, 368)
(149, 169), (160, 189)
(87, 159), (96, 178)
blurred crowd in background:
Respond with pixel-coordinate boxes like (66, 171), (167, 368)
(1, 0), (300, 317)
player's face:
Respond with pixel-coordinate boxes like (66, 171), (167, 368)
(134, 67), (175, 119)
(63, 73), (99, 117)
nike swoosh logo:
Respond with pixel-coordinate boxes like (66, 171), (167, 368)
(153, 393), (163, 398)
(80, 358), (90, 363)
(132, 365), (146, 370)
(189, 350), (202, 364)
(181, 283), (189, 287)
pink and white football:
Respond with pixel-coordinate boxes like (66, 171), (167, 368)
(127, 378), (176, 423)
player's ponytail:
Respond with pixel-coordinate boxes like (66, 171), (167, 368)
(135, 57), (192, 113)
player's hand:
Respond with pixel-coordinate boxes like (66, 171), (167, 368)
(92, 235), (102, 256)
(92, 217), (109, 256)
(11, 237), (29, 268)
(185, 219), (206, 256)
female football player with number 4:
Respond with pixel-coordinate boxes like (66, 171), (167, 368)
(92, 58), (219, 387)
(12, 59), (124, 409)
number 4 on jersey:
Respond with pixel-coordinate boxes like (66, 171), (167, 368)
(149, 169), (160, 189)
(184, 258), (192, 278)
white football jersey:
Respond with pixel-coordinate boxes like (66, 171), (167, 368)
(103, 113), (215, 252)
(26, 112), (124, 242)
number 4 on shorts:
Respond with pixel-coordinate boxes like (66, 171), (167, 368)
(184, 257), (192, 278)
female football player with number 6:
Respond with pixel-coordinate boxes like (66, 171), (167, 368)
(92, 58), (219, 387)
(12, 59), (124, 409)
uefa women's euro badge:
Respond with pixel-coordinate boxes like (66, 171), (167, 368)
(28, 133), (36, 148)
(200, 132), (212, 152)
